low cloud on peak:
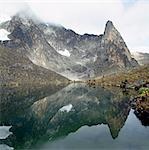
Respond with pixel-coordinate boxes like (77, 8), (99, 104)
(0, 0), (148, 53)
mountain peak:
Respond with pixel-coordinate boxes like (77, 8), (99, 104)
(103, 20), (117, 37)
(0, 16), (139, 79)
(106, 20), (114, 27)
(105, 20), (114, 30)
(103, 20), (127, 46)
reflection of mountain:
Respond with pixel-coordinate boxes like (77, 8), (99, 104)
(0, 84), (130, 149)
(0, 84), (68, 122)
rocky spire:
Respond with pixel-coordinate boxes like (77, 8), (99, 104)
(103, 20), (123, 42)
(104, 20), (114, 35)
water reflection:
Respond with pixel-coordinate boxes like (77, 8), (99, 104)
(0, 84), (67, 121)
(0, 126), (12, 140)
(0, 83), (148, 149)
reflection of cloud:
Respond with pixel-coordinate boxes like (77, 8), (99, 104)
(0, 144), (14, 150)
(0, 0), (148, 52)
(0, 126), (12, 139)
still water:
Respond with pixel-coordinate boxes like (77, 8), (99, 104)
(0, 83), (149, 150)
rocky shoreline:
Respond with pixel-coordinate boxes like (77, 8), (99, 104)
(130, 86), (149, 125)
(86, 65), (149, 124)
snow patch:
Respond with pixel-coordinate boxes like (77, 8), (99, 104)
(59, 104), (73, 112)
(46, 23), (49, 26)
(0, 126), (12, 139)
(93, 55), (98, 62)
(0, 29), (10, 41)
(57, 49), (70, 57)
(76, 61), (83, 65)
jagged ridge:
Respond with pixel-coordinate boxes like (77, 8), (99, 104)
(0, 14), (139, 80)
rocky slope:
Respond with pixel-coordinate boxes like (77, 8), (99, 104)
(0, 45), (69, 86)
(131, 51), (149, 65)
(0, 13), (138, 80)
(89, 65), (149, 87)
(40, 20), (138, 78)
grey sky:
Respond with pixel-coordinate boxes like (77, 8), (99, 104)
(0, 0), (148, 52)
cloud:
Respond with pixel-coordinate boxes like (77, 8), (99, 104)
(0, 2), (28, 23)
(0, 0), (148, 52)
(27, 1), (124, 34)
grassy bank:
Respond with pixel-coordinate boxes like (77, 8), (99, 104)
(87, 65), (149, 87)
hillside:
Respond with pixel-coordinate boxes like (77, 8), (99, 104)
(0, 45), (69, 87)
(88, 65), (149, 87)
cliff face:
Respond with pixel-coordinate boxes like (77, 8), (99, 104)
(94, 21), (138, 75)
(0, 14), (139, 80)
(40, 21), (138, 78)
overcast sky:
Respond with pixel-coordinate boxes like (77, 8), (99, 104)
(0, 0), (148, 53)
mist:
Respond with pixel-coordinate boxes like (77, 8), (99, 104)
(0, 0), (149, 52)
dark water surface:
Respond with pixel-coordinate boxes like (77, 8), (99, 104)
(0, 83), (149, 150)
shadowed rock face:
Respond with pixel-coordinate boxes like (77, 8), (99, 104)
(0, 14), (138, 80)
(0, 84), (131, 149)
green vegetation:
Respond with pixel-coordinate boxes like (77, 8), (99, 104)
(132, 87), (149, 116)
(139, 87), (149, 97)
